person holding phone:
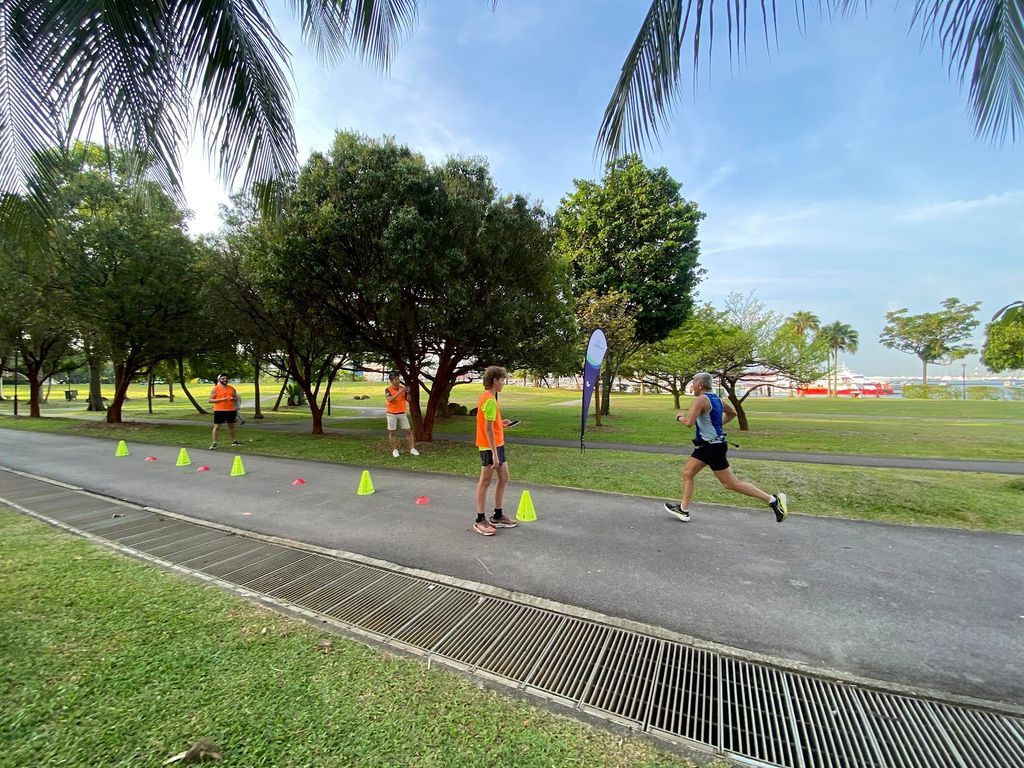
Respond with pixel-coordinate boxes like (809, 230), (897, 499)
(208, 373), (241, 449)
(473, 366), (518, 536)
(385, 371), (419, 458)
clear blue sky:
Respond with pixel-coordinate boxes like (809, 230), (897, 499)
(183, 1), (1023, 378)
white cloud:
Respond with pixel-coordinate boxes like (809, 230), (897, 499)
(892, 190), (1024, 221)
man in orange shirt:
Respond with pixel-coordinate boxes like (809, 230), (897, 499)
(473, 366), (517, 536)
(208, 373), (241, 449)
(384, 372), (419, 458)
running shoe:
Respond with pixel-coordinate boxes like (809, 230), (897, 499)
(664, 502), (690, 522)
(410, 447), (420, 456)
(392, 449), (400, 458)
(770, 493), (788, 523)
(473, 520), (497, 536)
(489, 515), (518, 528)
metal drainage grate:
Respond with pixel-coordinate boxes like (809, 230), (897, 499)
(3, 468), (1023, 768)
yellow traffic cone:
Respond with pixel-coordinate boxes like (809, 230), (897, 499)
(175, 448), (191, 467)
(230, 455), (246, 477)
(115, 440), (129, 457)
(357, 470), (375, 495)
(516, 489), (537, 522)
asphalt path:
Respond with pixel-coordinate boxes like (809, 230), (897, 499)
(2, 428), (1022, 710)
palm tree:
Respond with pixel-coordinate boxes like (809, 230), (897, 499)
(817, 322), (860, 397)
(599, 0), (1023, 159)
(781, 311), (821, 346)
(0, 0), (1018, 218)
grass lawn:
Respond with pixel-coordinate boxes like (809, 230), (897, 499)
(6, 382), (1024, 460)
(3, 415), (1023, 533)
(0, 508), (711, 768)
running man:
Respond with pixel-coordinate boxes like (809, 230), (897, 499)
(665, 372), (788, 523)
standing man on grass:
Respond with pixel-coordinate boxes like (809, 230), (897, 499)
(665, 372), (788, 523)
(384, 372), (419, 458)
(473, 366), (518, 536)
(208, 373), (241, 450)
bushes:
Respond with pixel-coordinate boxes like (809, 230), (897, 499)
(901, 384), (957, 400)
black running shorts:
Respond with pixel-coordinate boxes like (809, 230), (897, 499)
(479, 445), (507, 467)
(691, 441), (729, 471)
(213, 410), (237, 425)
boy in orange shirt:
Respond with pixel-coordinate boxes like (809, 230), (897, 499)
(473, 366), (517, 536)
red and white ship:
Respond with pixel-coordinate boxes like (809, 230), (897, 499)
(797, 369), (894, 397)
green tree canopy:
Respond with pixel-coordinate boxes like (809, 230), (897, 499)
(880, 297), (981, 383)
(555, 154), (704, 413)
(817, 321), (860, 397)
(270, 131), (574, 441)
(982, 301), (1024, 372)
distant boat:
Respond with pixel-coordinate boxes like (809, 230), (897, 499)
(797, 368), (894, 398)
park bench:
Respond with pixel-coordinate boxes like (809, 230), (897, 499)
(64, 390), (78, 401)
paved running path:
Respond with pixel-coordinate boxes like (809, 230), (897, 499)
(24, 410), (1024, 474)
(2, 428), (1022, 710)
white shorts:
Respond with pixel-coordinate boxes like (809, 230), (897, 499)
(386, 412), (410, 431)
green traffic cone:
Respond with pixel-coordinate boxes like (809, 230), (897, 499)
(176, 448), (191, 467)
(115, 440), (129, 457)
(230, 455), (246, 476)
(357, 470), (375, 495)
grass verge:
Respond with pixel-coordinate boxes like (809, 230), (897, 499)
(0, 508), (716, 768)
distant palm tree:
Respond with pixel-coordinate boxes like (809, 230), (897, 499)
(781, 311), (821, 345)
(817, 322), (860, 397)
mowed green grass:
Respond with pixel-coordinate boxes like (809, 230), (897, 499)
(0, 509), (709, 768)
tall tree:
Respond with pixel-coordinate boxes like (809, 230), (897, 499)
(817, 321), (860, 397)
(52, 145), (209, 422)
(982, 301), (1024, 372)
(555, 154), (704, 414)
(880, 298), (981, 383)
(0, 244), (80, 416)
(275, 132), (574, 441)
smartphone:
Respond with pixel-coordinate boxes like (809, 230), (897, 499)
(505, 419), (521, 428)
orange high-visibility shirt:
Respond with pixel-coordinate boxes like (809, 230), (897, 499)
(475, 391), (503, 449)
(385, 384), (407, 414)
(212, 383), (237, 412)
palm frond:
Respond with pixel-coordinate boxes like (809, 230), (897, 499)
(913, 0), (1024, 142)
(286, 0), (418, 69)
(599, 0), (1023, 159)
(175, 0), (297, 190)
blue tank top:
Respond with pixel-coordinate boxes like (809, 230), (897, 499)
(694, 393), (725, 443)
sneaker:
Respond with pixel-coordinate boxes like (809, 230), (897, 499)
(392, 449), (400, 458)
(473, 520), (496, 536)
(664, 502), (690, 522)
(410, 447), (420, 456)
(770, 493), (788, 523)
(231, 441), (241, 446)
(489, 515), (517, 528)
(208, 443), (217, 450)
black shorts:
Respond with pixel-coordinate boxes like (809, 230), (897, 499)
(479, 445), (507, 467)
(213, 410), (237, 425)
(691, 441), (729, 471)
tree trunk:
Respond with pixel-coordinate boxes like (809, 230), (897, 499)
(272, 374), (289, 411)
(44, 377), (52, 404)
(593, 380), (602, 427)
(177, 358), (207, 414)
(105, 363), (133, 423)
(86, 350), (105, 411)
(921, 358), (928, 385)
(722, 380), (750, 431)
(167, 371), (175, 402)
(147, 370), (154, 414)
(599, 365), (612, 416)
(26, 367), (42, 417)
(253, 356), (264, 419)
